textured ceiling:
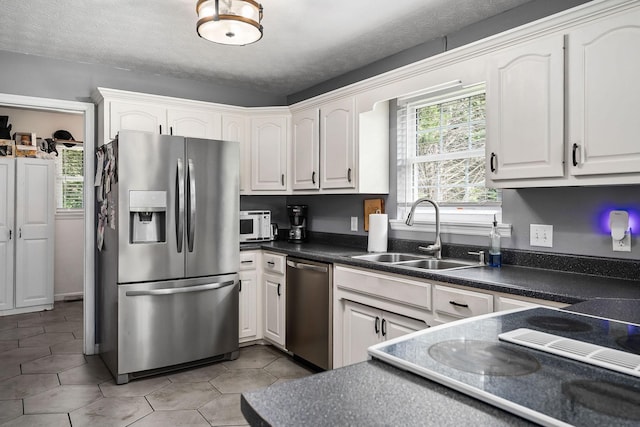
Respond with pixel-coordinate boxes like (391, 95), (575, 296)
(0, 0), (531, 97)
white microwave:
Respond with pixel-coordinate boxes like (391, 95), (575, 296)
(240, 210), (272, 242)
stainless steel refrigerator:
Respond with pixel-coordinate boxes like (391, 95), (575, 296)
(96, 130), (239, 384)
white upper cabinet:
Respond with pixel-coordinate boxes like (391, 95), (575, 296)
(485, 4), (640, 187)
(250, 116), (289, 191)
(486, 35), (565, 182)
(291, 108), (320, 190)
(222, 114), (249, 193)
(289, 96), (389, 194)
(167, 107), (221, 139)
(320, 98), (356, 190)
(567, 7), (640, 177)
(109, 100), (165, 139)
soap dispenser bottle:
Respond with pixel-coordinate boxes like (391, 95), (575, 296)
(489, 214), (501, 267)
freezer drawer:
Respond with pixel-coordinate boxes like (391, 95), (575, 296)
(116, 274), (239, 381)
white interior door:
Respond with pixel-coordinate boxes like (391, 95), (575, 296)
(0, 159), (15, 311)
(14, 158), (55, 308)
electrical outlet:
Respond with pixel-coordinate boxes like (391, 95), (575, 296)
(350, 216), (358, 232)
(530, 224), (553, 247)
(612, 233), (631, 252)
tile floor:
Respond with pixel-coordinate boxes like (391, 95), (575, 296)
(0, 301), (315, 426)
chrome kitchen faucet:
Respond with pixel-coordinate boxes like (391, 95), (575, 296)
(405, 197), (442, 259)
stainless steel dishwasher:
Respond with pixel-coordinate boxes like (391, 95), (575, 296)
(286, 257), (332, 370)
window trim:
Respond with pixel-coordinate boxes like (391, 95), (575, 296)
(396, 85), (503, 232)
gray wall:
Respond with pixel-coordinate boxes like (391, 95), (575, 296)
(288, 0), (591, 103)
(0, 50), (285, 107)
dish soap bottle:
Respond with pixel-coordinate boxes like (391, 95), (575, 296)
(489, 214), (501, 267)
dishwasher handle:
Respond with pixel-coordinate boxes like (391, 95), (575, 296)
(125, 280), (236, 296)
(286, 260), (328, 273)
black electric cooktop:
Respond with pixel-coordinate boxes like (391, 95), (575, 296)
(368, 307), (640, 427)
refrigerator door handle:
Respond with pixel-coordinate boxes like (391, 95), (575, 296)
(176, 158), (185, 253)
(125, 280), (236, 297)
(187, 158), (196, 252)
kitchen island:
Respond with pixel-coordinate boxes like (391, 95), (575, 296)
(241, 358), (536, 426)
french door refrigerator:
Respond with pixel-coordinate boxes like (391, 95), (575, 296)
(97, 130), (239, 384)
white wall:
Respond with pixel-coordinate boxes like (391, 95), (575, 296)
(0, 106), (85, 298)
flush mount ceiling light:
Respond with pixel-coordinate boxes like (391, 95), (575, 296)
(196, 0), (263, 46)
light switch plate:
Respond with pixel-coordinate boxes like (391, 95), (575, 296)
(350, 216), (358, 232)
(530, 224), (553, 247)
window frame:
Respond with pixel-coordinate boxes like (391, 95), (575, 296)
(394, 86), (508, 236)
(55, 143), (84, 212)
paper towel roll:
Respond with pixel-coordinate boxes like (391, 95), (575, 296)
(367, 213), (388, 253)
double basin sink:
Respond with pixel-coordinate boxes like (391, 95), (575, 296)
(351, 252), (480, 271)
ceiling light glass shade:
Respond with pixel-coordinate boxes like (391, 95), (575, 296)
(196, 0), (263, 46)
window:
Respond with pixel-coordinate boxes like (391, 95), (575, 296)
(396, 86), (501, 228)
(55, 145), (84, 210)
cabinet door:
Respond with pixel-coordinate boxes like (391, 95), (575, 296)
(486, 35), (564, 181)
(239, 269), (258, 340)
(251, 116), (288, 191)
(342, 300), (381, 366)
(568, 8), (640, 176)
(167, 107), (221, 139)
(109, 100), (166, 139)
(263, 272), (285, 346)
(14, 159), (54, 308)
(0, 159), (15, 311)
(382, 311), (427, 341)
(321, 98), (355, 189)
(291, 108), (320, 190)
(222, 114), (248, 192)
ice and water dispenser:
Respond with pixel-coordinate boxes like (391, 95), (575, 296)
(129, 191), (167, 243)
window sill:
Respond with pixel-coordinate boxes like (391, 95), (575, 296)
(389, 219), (511, 237)
(55, 210), (84, 220)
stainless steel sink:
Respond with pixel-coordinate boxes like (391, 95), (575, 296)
(351, 252), (481, 271)
(399, 258), (478, 270)
(351, 253), (429, 263)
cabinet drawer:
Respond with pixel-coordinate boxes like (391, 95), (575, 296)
(263, 252), (285, 275)
(239, 251), (258, 271)
(434, 285), (493, 320)
(335, 266), (431, 311)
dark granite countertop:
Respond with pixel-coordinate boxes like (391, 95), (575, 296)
(243, 241), (640, 305)
(241, 358), (536, 427)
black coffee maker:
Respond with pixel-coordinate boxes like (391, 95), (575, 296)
(287, 205), (308, 242)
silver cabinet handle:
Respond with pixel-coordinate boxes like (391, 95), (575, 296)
(187, 158), (196, 252)
(286, 260), (328, 273)
(176, 158), (184, 253)
(126, 280), (236, 296)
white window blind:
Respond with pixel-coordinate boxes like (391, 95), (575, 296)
(55, 145), (84, 210)
(397, 87), (501, 225)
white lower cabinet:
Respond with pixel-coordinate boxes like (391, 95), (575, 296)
(342, 300), (426, 366)
(262, 252), (286, 347)
(432, 284), (493, 325)
(239, 251), (260, 343)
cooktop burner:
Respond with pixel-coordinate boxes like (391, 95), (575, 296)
(562, 380), (640, 420)
(525, 315), (593, 332)
(428, 340), (540, 376)
(616, 333), (640, 355)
